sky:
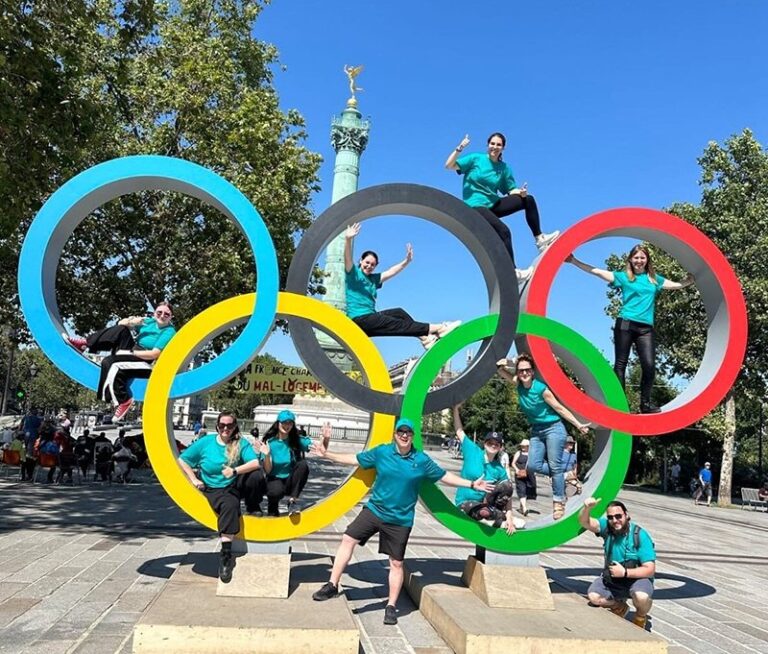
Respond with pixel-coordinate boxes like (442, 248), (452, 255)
(246, 0), (768, 378)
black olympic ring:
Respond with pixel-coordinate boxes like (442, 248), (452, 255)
(285, 183), (519, 415)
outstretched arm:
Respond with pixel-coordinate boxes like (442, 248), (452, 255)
(380, 243), (413, 282)
(440, 471), (495, 493)
(578, 496), (602, 533)
(452, 405), (467, 443)
(662, 274), (695, 290)
(445, 134), (470, 170)
(344, 223), (360, 273)
(542, 389), (590, 434)
(118, 316), (146, 327)
(566, 255), (615, 284)
(496, 358), (518, 385)
(311, 438), (358, 466)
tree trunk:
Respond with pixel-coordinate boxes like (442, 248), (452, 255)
(718, 391), (736, 506)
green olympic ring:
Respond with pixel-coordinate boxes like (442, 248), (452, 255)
(402, 312), (632, 554)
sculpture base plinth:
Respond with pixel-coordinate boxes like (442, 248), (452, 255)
(133, 552), (358, 654)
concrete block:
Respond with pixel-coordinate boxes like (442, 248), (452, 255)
(462, 555), (555, 610)
(404, 559), (667, 654)
(133, 553), (358, 654)
(216, 552), (291, 598)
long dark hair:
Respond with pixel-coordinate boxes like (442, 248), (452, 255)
(263, 421), (306, 461)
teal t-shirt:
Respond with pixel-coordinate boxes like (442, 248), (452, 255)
(136, 317), (176, 350)
(611, 272), (665, 326)
(517, 379), (561, 425)
(598, 518), (656, 578)
(454, 437), (509, 505)
(357, 443), (445, 527)
(179, 434), (257, 489)
(455, 152), (517, 208)
(345, 265), (382, 319)
(266, 435), (311, 479)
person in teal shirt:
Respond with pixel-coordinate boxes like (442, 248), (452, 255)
(567, 245), (695, 413)
(311, 417), (494, 626)
(344, 222), (461, 349)
(178, 411), (264, 583)
(497, 354), (590, 520)
(241, 409), (328, 517)
(451, 405), (520, 535)
(445, 132), (560, 283)
(63, 301), (178, 423)
(579, 497), (656, 630)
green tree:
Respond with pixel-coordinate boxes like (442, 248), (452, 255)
(606, 130), (768, 503)
(2, 1), (322, 343)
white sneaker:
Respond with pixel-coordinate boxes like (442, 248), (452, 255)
(516, 267), (533, 283)
(535, 230), (560, 252)
(420, 334), (438, 350)
(439, 320), (462, 338)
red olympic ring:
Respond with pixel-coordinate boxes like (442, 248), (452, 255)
(524, 207), (748, 435)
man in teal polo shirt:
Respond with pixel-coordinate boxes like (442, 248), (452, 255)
(311, 418), (495, 625)
(579, 497), (657, 630)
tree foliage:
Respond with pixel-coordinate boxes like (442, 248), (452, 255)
(606, 130), (768, 496)
(1, 0), (322, 342)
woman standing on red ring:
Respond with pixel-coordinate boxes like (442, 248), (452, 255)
(177, 411), (264, 583)
(62, 301), (176, 422)
(445, 132), (560, 282)
(567, 246), (694, 414)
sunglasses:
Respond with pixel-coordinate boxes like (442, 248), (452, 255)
(606, 514), (624, 521)
(517, 368), (533, 374)
(218, 422), (236, 430)
(155, 310), (172, 317)
(484, 440), (501, 447)
(396, 430), (414, 436)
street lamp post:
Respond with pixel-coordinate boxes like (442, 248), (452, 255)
(26, 363), (39, 413)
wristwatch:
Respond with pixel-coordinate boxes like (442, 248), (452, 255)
(231, 467), (238, 477)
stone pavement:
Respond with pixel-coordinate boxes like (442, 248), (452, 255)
(1, 445), (767, 654)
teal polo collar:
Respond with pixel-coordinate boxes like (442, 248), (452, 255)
(390, 442), (416, 459)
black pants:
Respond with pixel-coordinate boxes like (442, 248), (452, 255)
(203, 484), (242, 535)
(474, 194), (542, 268)
(243, 460), (310, 516)
(21, 458), (35, 480)
(88, 325), (152, 404)
(353, 308), (430, 338)
(613, 318), (656, 406)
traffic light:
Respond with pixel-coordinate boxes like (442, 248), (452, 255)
(15, 386), (25, 402)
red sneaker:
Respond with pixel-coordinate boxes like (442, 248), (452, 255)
(112, 398), (134, 422)
(62, 332), (88, 353)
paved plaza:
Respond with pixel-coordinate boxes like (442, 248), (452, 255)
(1, 445), (767, 654)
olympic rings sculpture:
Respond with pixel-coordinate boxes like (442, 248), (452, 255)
(19, 156), (748, 554)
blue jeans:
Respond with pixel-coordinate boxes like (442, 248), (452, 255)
(527, 421), (567, 502)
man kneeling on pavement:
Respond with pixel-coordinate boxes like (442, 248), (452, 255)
(578, 497), (656, 630)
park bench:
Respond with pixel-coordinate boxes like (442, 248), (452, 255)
(740, 488), (768, 511)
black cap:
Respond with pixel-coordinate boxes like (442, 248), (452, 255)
(484, 431), (503, 444)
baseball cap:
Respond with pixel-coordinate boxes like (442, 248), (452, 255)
(395, 418), (415, 432)
(277, 410), (296, 423)
(484, 431), (503, 444)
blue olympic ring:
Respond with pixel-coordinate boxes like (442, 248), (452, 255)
(18, 155), (279, 399)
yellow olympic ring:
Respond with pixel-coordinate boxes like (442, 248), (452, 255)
(143, 292), (394, 541)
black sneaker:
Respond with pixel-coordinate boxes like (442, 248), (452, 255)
(640, 403), (662, 414)
(219, 551), (234, 584)
(383, 604), (398, 625)
(246, 505), (264, 517)
(287, 498), (301, 516)
(312, 581), (340, 601)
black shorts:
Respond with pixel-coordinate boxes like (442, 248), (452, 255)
(345, 507), (412, 561)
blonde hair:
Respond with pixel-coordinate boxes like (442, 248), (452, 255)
(625, 245), (658, 285)
(217, 411), (241, 466)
